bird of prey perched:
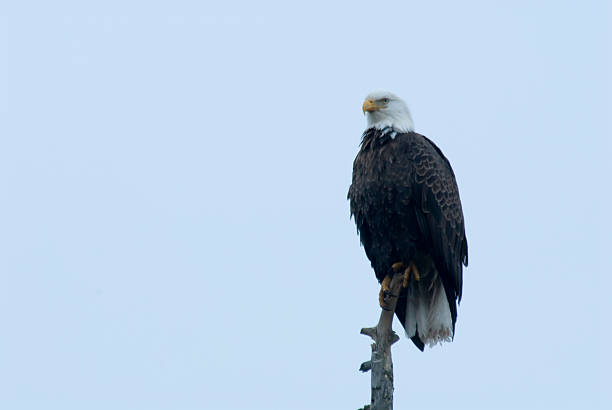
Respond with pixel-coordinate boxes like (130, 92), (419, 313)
(348, 91), (468, 351)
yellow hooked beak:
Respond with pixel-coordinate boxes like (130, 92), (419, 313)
(362, 99), (383, 114)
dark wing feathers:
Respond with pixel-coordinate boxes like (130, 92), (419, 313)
(411, 134), (468, 308)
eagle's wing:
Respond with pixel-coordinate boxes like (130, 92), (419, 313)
(409, 134), (468, 323)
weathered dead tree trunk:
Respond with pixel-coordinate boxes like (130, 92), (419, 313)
(359, 273), (404, 410)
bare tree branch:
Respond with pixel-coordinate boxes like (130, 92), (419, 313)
(359, 273), (405, 410)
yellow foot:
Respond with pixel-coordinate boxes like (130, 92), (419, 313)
(379, 275), (393, 310)
(403, 261), (421, 287)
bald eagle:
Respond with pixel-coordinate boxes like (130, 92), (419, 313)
(348, 91), (468, 351)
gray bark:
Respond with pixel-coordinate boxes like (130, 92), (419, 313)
(359, 274), (404, 410)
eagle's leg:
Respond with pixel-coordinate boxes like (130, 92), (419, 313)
(402, 261), (421, 287)
(378, 275), (393, 310)
(411, 262), (421, 281)
(391, 262), (405, 273)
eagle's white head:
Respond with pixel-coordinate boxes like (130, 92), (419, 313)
(362, 90), (414, 133)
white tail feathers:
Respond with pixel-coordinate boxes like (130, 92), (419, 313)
(404, 276), (453, 347)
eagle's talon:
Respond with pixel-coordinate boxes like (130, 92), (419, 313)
(379, 289), (386, 309)
(383, 290), (397, 299)
(379, 275), (393, 310)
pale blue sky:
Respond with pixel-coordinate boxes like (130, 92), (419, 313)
(1, 1), (610, 409)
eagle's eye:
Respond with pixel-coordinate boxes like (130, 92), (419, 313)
(381, 98), (390, 104)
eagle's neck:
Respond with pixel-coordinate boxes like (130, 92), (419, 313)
(360, 127), (402, 149)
